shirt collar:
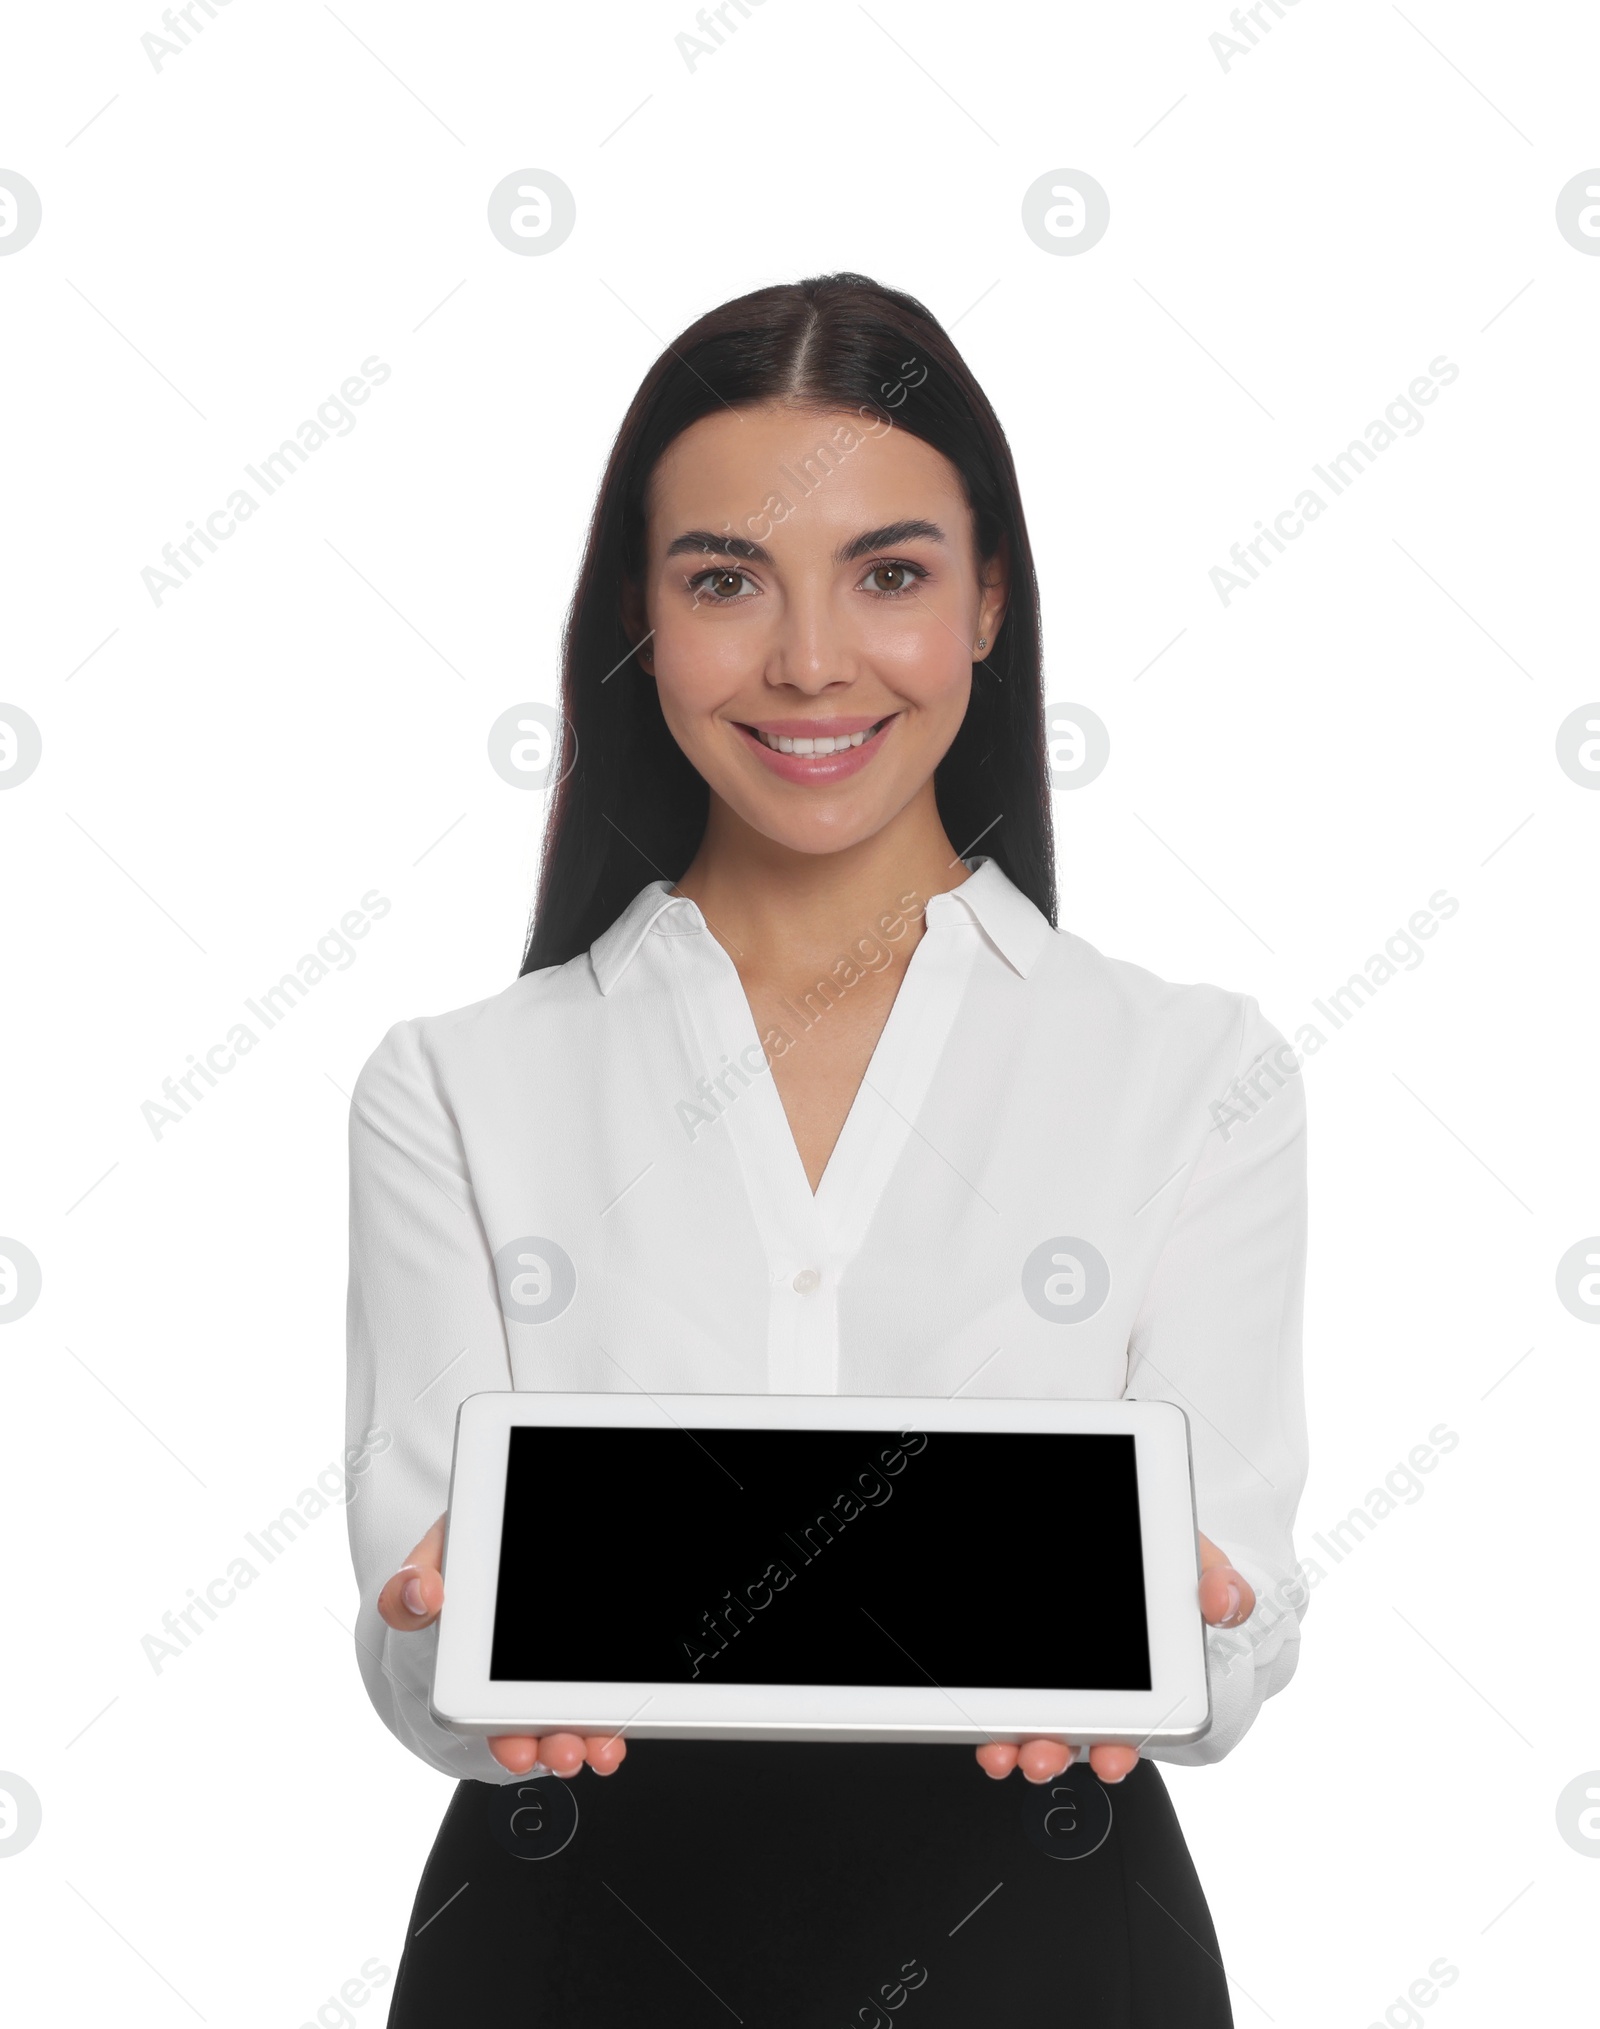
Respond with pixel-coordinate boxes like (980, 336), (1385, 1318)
(927, 855), (1052, 978)
(588, 855), (1052, 996)
(589, 880), (692, 995)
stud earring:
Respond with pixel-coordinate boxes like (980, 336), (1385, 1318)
(976, 637), (987, 650)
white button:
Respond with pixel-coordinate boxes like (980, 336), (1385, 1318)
(791, 1268), (821, 1294)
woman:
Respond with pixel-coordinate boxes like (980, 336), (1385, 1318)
(345, 272), (1309, 2025)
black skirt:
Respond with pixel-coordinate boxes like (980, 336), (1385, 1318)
(387, 1744), (1234, 2027)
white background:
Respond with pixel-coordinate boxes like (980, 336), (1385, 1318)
(2, 1), (1597, 2023)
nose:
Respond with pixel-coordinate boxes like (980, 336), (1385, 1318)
(767, 579), (857, 697)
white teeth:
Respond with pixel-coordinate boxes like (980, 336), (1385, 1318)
(754, 722), (882, 755)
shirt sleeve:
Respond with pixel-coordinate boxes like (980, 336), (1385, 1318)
(344, 1016), (517, 1784)
(1124, 993), (1310, 1766)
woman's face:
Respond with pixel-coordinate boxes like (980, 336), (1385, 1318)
(632, 401), (1008, 857)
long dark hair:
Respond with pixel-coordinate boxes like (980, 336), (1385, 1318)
(519, 271), (1055, 974)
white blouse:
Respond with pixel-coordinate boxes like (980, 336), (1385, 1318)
(344, 856), (1310, 1785)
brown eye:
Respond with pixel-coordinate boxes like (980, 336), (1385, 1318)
(687, 567), (755, 603)
(867, 563), (909, 593)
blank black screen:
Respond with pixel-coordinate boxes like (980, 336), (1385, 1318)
(489, 1425), (1151, 1691)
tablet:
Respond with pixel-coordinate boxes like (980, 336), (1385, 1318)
(431, 1392), (1210, 1748)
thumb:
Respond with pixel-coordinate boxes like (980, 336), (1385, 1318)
(1196, 1532), (1253, 1628)
(379, 1512), (446, 1630)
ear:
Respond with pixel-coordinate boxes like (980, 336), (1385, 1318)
(973, 534), (1011, 661)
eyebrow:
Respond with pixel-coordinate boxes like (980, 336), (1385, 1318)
(663, 518), (948, 568)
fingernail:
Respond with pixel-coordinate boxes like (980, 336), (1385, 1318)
(402, 1577), (427, 1616)
(1222, 1581), (1243, 1625)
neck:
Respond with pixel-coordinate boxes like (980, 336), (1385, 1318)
(671, 780), (974, 980)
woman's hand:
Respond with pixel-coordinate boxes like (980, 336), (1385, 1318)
(975, 1530), (1252, 1787)
(378, 1515), (628, 1779)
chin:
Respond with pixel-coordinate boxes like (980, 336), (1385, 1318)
(733, 795), (896, 858)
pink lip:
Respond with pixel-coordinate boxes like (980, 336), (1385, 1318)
(732, 713), (896, 785)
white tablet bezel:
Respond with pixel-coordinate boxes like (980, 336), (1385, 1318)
(430, 1392), (1211, 1747)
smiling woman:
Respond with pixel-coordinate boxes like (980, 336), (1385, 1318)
(351, 272), (1308, 2028)
(522, 273), (1053, 975)
(632, 410), (1005, 862)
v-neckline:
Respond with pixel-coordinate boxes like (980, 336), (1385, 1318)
(682, 890), (981, 1226)
(762, 918), (944, 1205)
